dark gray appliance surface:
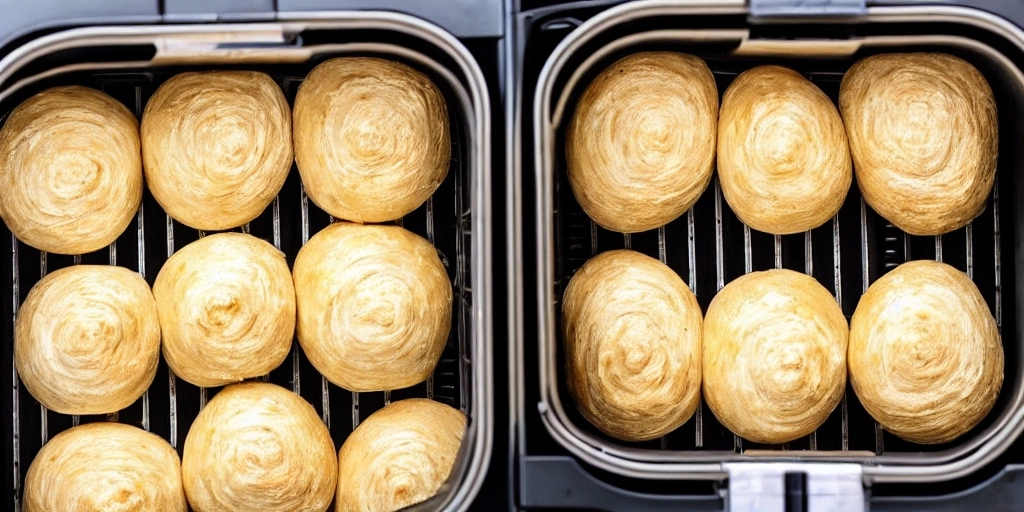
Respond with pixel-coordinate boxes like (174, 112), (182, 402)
(510, 0), (1024, 509)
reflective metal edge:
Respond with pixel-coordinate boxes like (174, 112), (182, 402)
(0, 11), (493, 512)
(527, 0), (1024, 483)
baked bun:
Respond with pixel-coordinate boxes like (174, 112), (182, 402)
(142, 71), (292, 231)
(0, 86), (141, 254)
(24, 422), (186, 512)
(849, 260), (1002, 444)
(562, 249), (702, 441)
(703, 269), (847, 444)
(15, 265), (160, 414)
(153, 233), (295, 387)
(293, 57), (450, 223)
(839, 53), (997, 236)
(337, 399), (465, 512)
(718, 65), (852, 234)
(293, 222), (451, 392)
(182, 382), (337, 512)
(566, 52), (717, 233)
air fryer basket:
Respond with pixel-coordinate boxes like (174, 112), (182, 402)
(0, 13), (493, 512)
(531, 1), (1024, 483)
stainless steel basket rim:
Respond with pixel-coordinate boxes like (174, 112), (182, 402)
(529, 0), (1024, 483)
(0, 12), (493, 512)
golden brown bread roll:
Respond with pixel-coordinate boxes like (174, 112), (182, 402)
(293, 222), (451, 392)
(293, 57), (450, 223)
(849, 260), (1003, 444)
(718, 65), (852, 234)
(839, 53), (997, 236)
(15, 265), (160, 415)
(562, 249), (702, 441)
(142, 71), (292, 231)
(182, 382), (337, 512)
(24, 422), (186, 512)
(0, 86), (141, 254)
(153, 233), (295, 387)
(337, 399), (465, 512)
(566, 52), (718, 233)
(703, 269), (847, 444)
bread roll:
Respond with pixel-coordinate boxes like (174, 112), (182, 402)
(718, 65), (852, 234)
(337, 399), (465, 512)
(182, 382), (336, 512)
(24, 422), (186, 512)
(153, 233), (295, 387)
(293, 57), (450, 223)
(142, 71), (292, 231)
(849, 260), (1002, 444)
(15, 265), (159, 415)
(703, 269), (847, 444)
(839, 53), (997, 236)
(293, 222), (451, 392)
(562, 249), (702, 441)
(566, 52), (717, 233)
(0, 86), (141, 254)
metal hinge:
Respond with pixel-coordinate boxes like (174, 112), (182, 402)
(724, 463), (866, 512)
(750, 0), (867, 17)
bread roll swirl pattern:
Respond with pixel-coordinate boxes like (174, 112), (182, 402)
(839, 53), (997, 236)
(566, 52), (718, 233)
(15, 265), (160, 415)
(293, 57), (450, 223)
(182, 382), (337, 512)
(703, 269), (848, 444)
(24, 422), (186, 512)
(0, 86), (141, 254)
(562, 250), (702, 441)
(293, 222), (452, 392)
(142, 71), (292, 231)
(718, 65), (851, 234)
(849, 260), (1003, 444)
(153, 232), (295, 387)
(336, 399), (465, 512)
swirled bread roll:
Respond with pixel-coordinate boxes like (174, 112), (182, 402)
(567, 52), (717, 233)
(24, 422), (186, 512)
(182, 382), (337, 512)
(337, 399), (465, 512)
(153, 233), (295, 387)
(293, 222), (451, 392)
(849, 260), (1002, 444)
(142, 71), (292, 230)
(293, 57), (450, 223)
(15, 265), (160, 415)
(562, 250), (702, 441)
(703, 269), (847, 444)
(0, 86), (141, 254)
(839, 53), (997, 236)
(718, 65), (852, 234)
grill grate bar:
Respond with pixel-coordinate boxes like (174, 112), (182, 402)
(688, 208), (702, 448)
(832, 215), (849, 451)
(774, 234), (782, 269)
(622, 233), (632, 250)
(11, 233), (21, 512)
(805, 229), (817, 451)
(107, 242), (119, 423)
(425, 196), (436, 399)
(935, 235), (944, 262)
(713, 179), (742, 454)
(656, 226), (668, 449)
(994, 174), (1002, 331)
(967, 223), (975, 279)
(743, 225), (752, 274)
(38, 253), (48, 445)
(137, 204), (150, 432)
(166, 214), (178, 450)
(860, 198), (885, 455)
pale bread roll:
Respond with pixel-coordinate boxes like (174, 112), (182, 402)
(293, 222), (451, 391)
(839, 53), (997, 236)
(142, 71), (292, 231)
(293, 57), (450, 223)
(849, 260), (1003, 444)
(566, 52), (718, 233)
(153, 233), (295, 387)
(336, 399), (465, 512)
(0, 86), (141, 254)
(718, 65), (851, 234)
(703, 269), (848, 444)
(562, 249), (702, 441)
(182, 382), (337, 512)
(15, 265), (160, 415)
(24, 422), (186, 512)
